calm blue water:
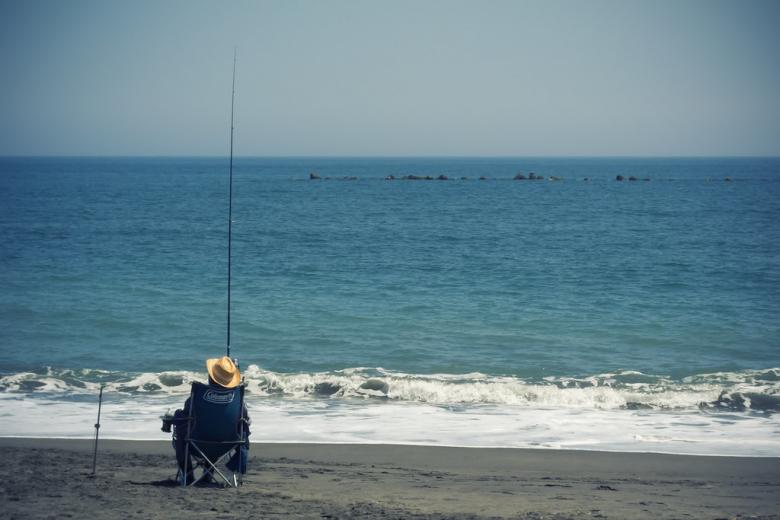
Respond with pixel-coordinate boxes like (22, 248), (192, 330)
(1, 156), (779, 379)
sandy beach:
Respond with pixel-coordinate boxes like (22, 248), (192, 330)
(1, 438), (778, 519)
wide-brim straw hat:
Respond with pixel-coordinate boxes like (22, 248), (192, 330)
(206, 356), (241, 388)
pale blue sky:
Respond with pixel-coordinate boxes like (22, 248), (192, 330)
(1, 0), (778, 156)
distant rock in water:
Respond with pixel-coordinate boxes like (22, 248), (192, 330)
(513, 173), (527, 180)
(628, 176), (637, 181)
(385, 175), (395, 180)
(528, 172), (538, 180)
(616, 175), (624, 181)
(461, 176), (468, 180)
(314, 382), (341, 396)
(437, 175), (449, 181)
(725, 177), (732, 182)
(548, 176), (562, 181)
(583, 177), (590, 181)
(711, 390), (746, 411)
(708, 390), (780, 412)
(310, 172), (321, 180)
(624, 402), (653, 410)
(159, 374), (184, 387)
(359, 379), (389, 395)
(479, 176), (488, 180)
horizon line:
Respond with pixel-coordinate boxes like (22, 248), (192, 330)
(2, 154), (780, 160)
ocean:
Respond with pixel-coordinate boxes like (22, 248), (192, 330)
(1, 156), (779, 455)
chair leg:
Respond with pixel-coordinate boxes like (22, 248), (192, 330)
(189, 443), (235, 487)
(183, 442), (190, 487)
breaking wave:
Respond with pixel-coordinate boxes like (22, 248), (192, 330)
(1, 366), (779, 412)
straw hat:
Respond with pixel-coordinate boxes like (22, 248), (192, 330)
(206, 356), (241, 388)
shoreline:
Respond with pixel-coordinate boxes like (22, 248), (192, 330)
(3, 434), (780, 459)
(2, 437), (778, 519)
(4, 386), (779, 457)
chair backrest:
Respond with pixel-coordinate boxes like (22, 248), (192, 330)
(187, 381), (244, 444)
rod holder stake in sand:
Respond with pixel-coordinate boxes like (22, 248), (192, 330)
(91, 383), (105, 475)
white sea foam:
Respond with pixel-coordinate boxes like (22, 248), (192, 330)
(2, 366), (779, 412)
(2, 367), (779, 455)
(0, 368), (201, 396)
(2, 392), (779, 456)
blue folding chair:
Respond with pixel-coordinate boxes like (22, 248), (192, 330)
(178, 381), (248, 487)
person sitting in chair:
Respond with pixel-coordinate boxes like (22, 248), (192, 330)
(170, 356), (250, 484)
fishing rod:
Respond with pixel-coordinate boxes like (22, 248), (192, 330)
(227, 49), (236, 360)
(91, 383), (105, 475)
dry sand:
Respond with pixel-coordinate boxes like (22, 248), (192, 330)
(1, 438), (778, 519)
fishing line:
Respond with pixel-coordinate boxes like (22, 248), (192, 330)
(227, 49), (236, 359)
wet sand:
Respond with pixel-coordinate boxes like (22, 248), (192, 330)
(1, 438), (778, 519)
